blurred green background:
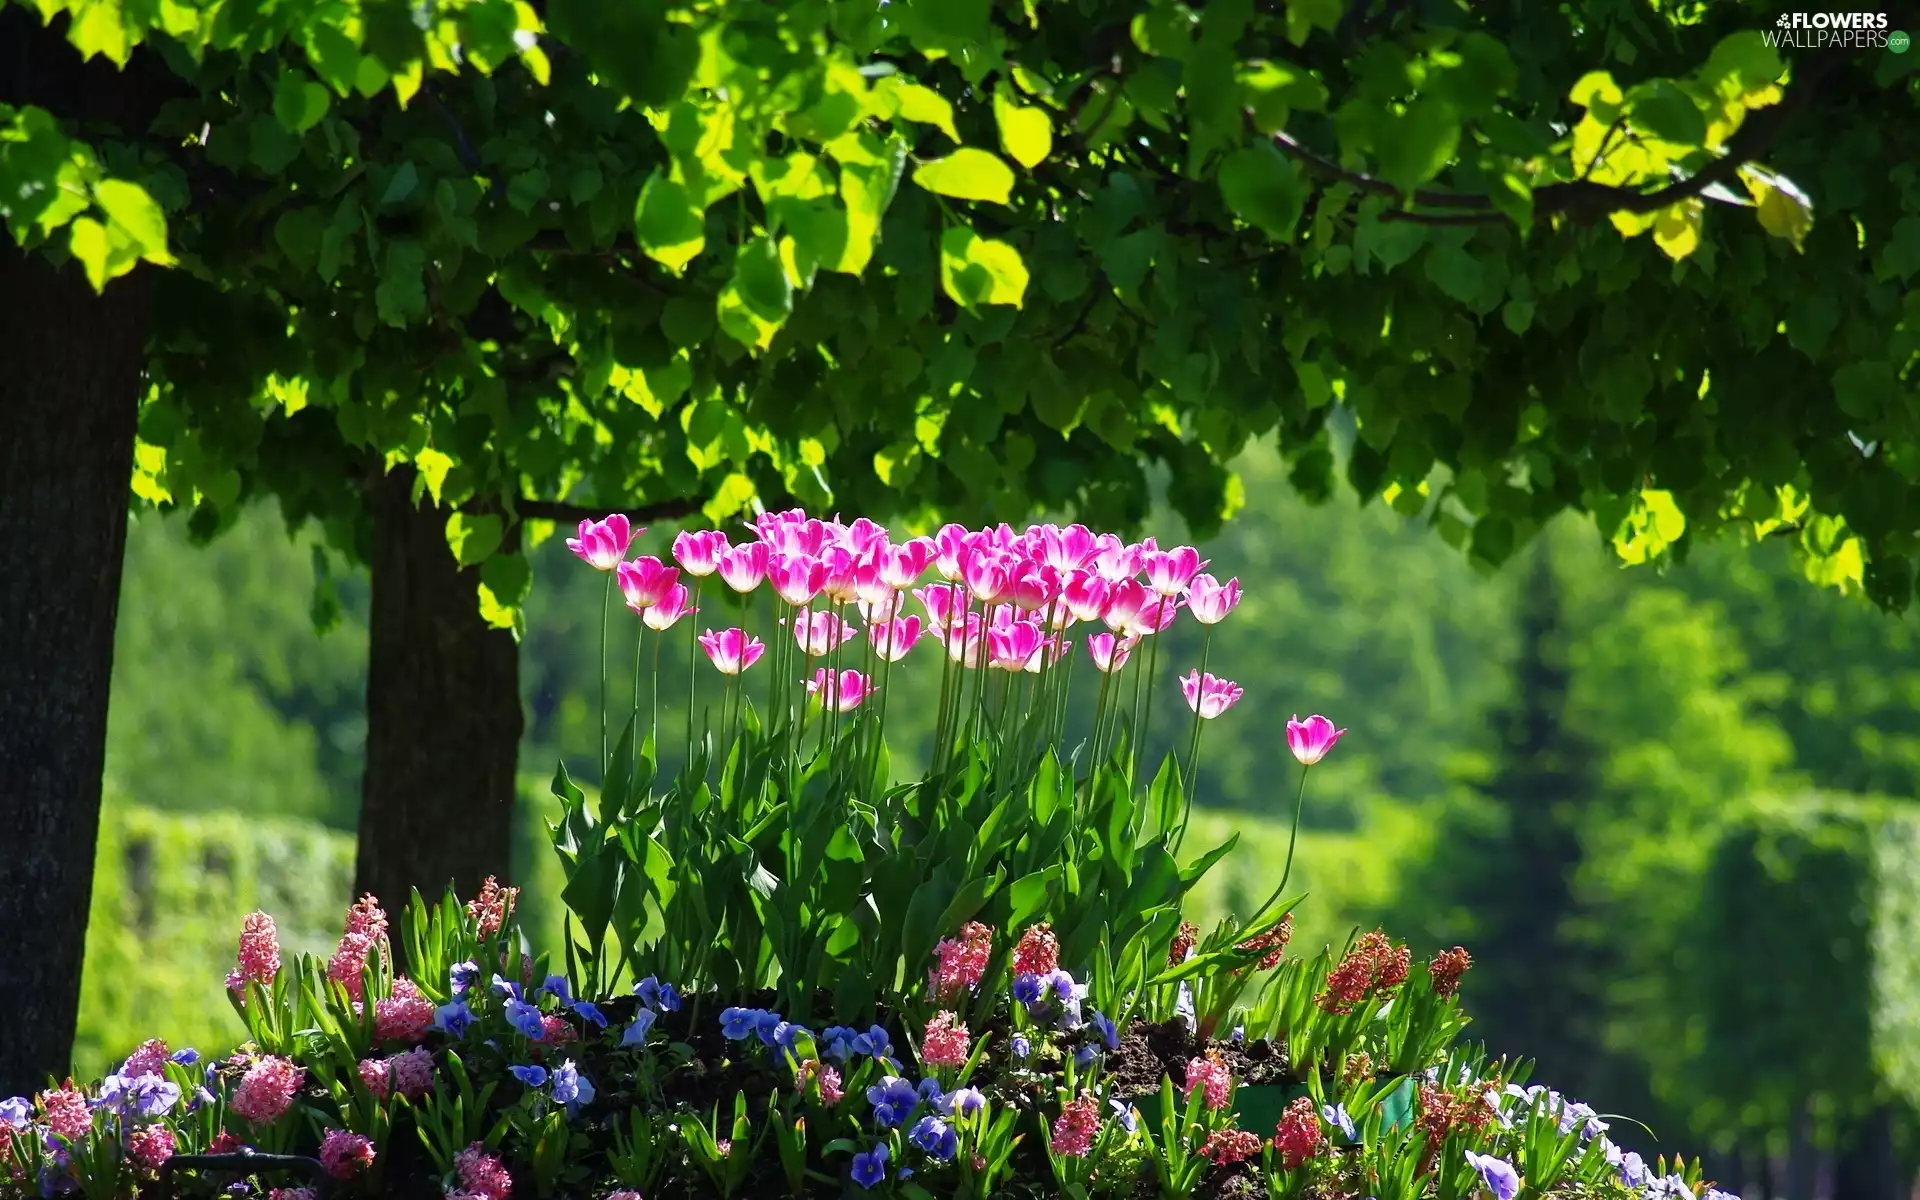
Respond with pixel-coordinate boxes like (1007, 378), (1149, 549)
(79, 440), (1920, 1196)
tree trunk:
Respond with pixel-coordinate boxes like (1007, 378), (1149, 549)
(1834, 1107), (1898, 1200)
(0, 245), (151, 1094)
(354, 469), (522, 935)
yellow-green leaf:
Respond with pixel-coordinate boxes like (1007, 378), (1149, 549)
(446, 512), (503, 567)
(273, 71), (332, 134)
(68, 217), (111, 291)
(939, 227), (1029, 308)
(874, 78), (959, 142)
(635, 171), (707, 271)
(1742, 165), (1812, 252)
(1651, 200), (1702, 261)
(415, 447), (455, 505)
(93, 179), (169, 261)
(994, 91), (1052, 168)
(912, 149), (1016, 206)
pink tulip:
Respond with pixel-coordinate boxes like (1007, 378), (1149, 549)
(820, 546), (863, 605)
(1086, 632), (1135, 674)
(1286, 714), (1346, 766)
(870, 615), (925, 662)
(933, 524), (975, 582)
(1025, 635), (1071, 673)
(769, 554), (827, 605)
(617, 556), (680, 611)
(962, 549), (1013, 604)
(1101, 579), (1151, 633)
(754, 510), (826, 558)
(1090, 536), (1142, 584)
(643, 584), (697, 631)
(1039, 524), (1098, 573)
(1180, 670), (1243, 720)
(843, 517), (890, 553)
(941, 613), (985, 664)
(1061, 570), (1109, 623)
(672, 530), (729, 577)
(1126, 594), (1185, 637)
(698, 628), (766, 676)
(788, 610), (858, 657)
(717, 543), (770, 594)
(852, 556), (893, 608)
(1186, 574), (1241, 625)
(880, 538), (937, 590)
(1009, 565), (1059, 612)
(807, 668), (875, 712)
(565, 515), (633, 571)
(988, 619), (1045, 671)
(859, 591), (906, 624)
(915, 583), (970, 633)
(1144, 547), (1209, 597)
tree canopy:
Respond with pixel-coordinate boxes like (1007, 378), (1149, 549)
(4, 0), (1917, 619)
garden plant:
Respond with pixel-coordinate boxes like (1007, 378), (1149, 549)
(2, 513), (1734, 1200)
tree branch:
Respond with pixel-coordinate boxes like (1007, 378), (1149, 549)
(516, 495), (706, 525)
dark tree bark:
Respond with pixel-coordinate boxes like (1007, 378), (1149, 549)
(1834, 1107), (1899, 1200)
(353, 469), (523, 931)
(0, 245), (152, 1094)
(0, 8), (171, 1096)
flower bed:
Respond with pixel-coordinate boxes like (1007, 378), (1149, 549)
(5, 512), (1734, 1199)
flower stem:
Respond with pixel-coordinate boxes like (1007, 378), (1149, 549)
(1135, 595), (1169, 776)
(1249, 764), (1312, 925)
(686, 578), (702, 775)
(599, 570), (614, 772)
(1182, 628), (1212, 794)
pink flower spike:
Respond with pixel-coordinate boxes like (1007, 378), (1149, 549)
(643, 583), (697, 632)
(1186, 574), (1241, 625)
(1085, 633), (1134, 674)
(921, 1011), (971, 1067)
(870, 615), (925, 662)
(716, 543), (770, 594)
(319, 1129), (376, 1180)
(1286, 714), (1346, 766)
(880, 537), (936, 589)
(617, 556), (680, 612)
(788, 609), (858, 657)
(227, 911), (281, 996)
(1143, 547), (1208, 597)
(231, 1056), (304, 1125)
(672, 529), (729, 577)
(1180, 670), (1243, 720)
(565, 515), (634, 572)
(456, 1143), (513, 1200)
(769, 554), (827, 606)
(698, 628), (767, 676)
(807, 668), (875, 712)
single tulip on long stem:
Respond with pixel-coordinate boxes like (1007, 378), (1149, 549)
(1249, 714), (1346, 925)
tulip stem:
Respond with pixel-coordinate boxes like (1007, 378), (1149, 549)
(686, 578), (702, 777)
(650, 633), (662, 762)
(1182, 629), (1213, 796)
(1136, 595), (1169, 778)
(1249, 764), (1312, 926)
(599, 570), (614, 772)
(632, 620), (645, 759)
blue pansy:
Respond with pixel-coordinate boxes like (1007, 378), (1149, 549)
(850, 1141), (889, 1189)
(433, 999), (475, 1038)
(490, 974), (523, 1001)
(867, 1076), (919, 1128)
(851, 1025), (893, 1059)
(509, 1065), (549, 1087)
(1646, 1175), (1696, 1199)
(754, 1011), (787, 1047)
(1109, 1098), (1139, 1134)
(1074, 1045), (1098, 1068)
(633, 976), (682, 1012)
(1322, 1103), (1356, 1141)
(571, 1001), (609, 1029)
(1465, 1151), (1520, 1200)
(821, 1026), (858, 1062)
(944, 1087), (986, 1118)
(720, 1007), (761, 1040)
(539, 974), (572, 1004)
(169, 1049), (200, 1067)
(1045, 969), (1077, 1001)
(1011, 1034), (1031, 1059)
(1089, 1011), (1119, 1050)
(1011, 974), (1045, 1005)
(910, 1115), (958, 1161)
(622, 1008), (658, 1047)
(449, 961), (479, 995)
(551, 1060), (594, 1114)
(505, 997), (547, 1040)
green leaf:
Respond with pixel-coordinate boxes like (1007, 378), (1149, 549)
(273, 70), (332, 134)
(380, 161), (420, 207)
(1625, 80), (1706, 147)
(446, 512), (503, 567)
(1371, 97), (1460, 193)
(67, 217), (110, 291)
(911, 148), (1016, 205)
(939, 227), (1029, 308)
(92, 180), (168, 260)
(875, 78), (959, 142)
(414, 447), (455, 504)
(993, 91), (1052, 168)
(374, 241), (427, 327)
(1216, 142), (1306, 240)
(247, 115), (302, 174)
(635, 171), (707, 271)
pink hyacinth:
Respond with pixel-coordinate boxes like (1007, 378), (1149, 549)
(1086, 632), (1135, 675)
(127, 1125), (177, 1171)
(768, 554), (827, 606)
(880, 538), (936, 589)
(375, 977), (434, 1043)
(699, 628), (766, 676)
(39, 1083), (89, 1141)
(467, 876), (518, 938)
(328, 932), (376, 1004)
(456, 1142), (513, 1200)
(1183, 1051), (1233, 1111)
(929, 921), (993, 1001)
(1012, 923), (1058, 977)
(788, 610), (857, 657)
(232, 1057), (304, 1125)
(642, 583), (697, 632)
(716, 542), (770, 593)
(344, 894), (389, 942)
(1143, 546), (1208, 596)
(617, 556), (680, 612)
(1185, 574), (1241, 625)
(320, 1129), (376, 1179)
(807, 668), (874, 712)
(868, 615), (924, 662)
(566, 515), (633, 572)
(1050, 1091), (1101, 1157)
(540, 1014), (577, 1045)
(672, 529), (728, 576)
(122, 1038), (171, 1080)
(226, 911), (281, 994)
(359, 1046), (435, 1100)
(1287, 714), (1346, 765)
(1180, 670), (1243, 720)
(922, 1011), (972, 1068)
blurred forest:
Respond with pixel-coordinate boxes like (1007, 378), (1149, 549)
(80, 442), (1920, 1198)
